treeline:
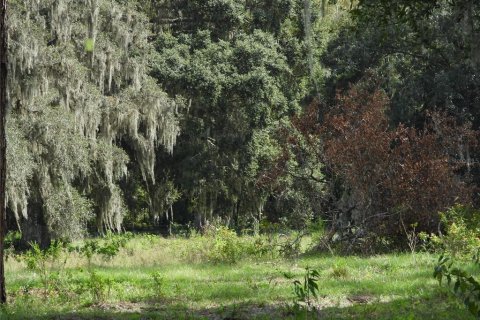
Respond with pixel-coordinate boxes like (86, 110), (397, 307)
(6, 0), (480, 251)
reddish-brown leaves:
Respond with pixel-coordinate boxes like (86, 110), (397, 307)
(322, 82), (478, 234)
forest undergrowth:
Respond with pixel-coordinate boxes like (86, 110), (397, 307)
(0, 231), (474, 320)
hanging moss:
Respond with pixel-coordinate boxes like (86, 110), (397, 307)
(6, 119), (33, 224)
(7, 0), (181, 238)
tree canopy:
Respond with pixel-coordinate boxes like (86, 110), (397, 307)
(3, 0), (480, 251)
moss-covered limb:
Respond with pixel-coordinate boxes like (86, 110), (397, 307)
(6, 0), (181, 239)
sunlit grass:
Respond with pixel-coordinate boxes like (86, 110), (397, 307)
(0, 234), (473, 319)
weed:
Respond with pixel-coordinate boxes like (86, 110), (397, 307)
(434, 254), (480, 318)
(151, 271), (166, 298)
(400, 218), (419, 258)
(70, 232), (133, 267)
(24, 241), (66, 296)
(85, 270), (114, 303)
(330, 265), (349, 279)
(284, 266), (320, 319)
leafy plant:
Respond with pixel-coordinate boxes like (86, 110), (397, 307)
(47, 269), (76, 301)
(151, 271), (166, 298)
(70, 232), (133, 267)
(330, 265), (349, 279)
(24, 241), (67, 296)
(434, 254), (480, 318)
(66, 233), (131, 303)
(284, 266), (320, 316)
(85, 270), (113, 303)
(207, 227), (243, 264)
(421, 205), (480, 258)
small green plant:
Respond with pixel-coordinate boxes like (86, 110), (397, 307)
(401, 220), (419, 256)
(330, 265), (349, 279)
(67, 233), (130, 303)
(284, 266), (320, 317)
(85, 270), (113, 303)
(70, 232), (133, 267)
(434, 254), (480, 318)
(47, 269), (76, 301)
(151, 271), (166, 298)
(24, 240), (66, 296)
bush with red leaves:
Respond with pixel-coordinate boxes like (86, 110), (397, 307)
(322, 80), (478, 240)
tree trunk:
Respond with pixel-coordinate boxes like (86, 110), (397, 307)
(0, 0), (8, 304)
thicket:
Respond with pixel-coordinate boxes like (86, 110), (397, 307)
(4, 0), (480, 256)
(320, 78), (477, 249)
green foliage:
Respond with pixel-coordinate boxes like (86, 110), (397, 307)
(284, 266), (320, 315)
(434, 254), (480, 318)
(150, 271), (166, 298)
(180, 226), (253, 264)
(207, 227), (244, 264)
(177, 225), (307, 263)
(325, 0), (480, 128)
(24, 241), (67, 295)
(84, 271), (114, 303)
(420, 205), (480, 258)
(23, 234), (132, 304)
(7, 0), (181, 240)
(70, 232), (133, 266)
(44, 187), (94, 241)
(149, 1), (318, 231)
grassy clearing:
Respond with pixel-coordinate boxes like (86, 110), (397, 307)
(0, 235), (473, 319)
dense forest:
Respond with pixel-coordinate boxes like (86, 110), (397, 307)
(2, 0), (480, 319)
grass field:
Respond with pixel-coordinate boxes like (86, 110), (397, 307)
(0, 235), (472, 320)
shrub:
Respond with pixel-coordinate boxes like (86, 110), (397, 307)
(434, 254), (480, 318)
(85, 271), (114, 303)
(24, 241), (67, 296)
(151, 271), (166, 298)
(178, 226), (291, 264)
(321, 76), (477, 243)
(421, 204), (480, 258)
(69, 232), (133, 266)
(207, 227), (244, 264)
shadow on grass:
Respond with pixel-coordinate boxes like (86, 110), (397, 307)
(1, 290), (474, 320)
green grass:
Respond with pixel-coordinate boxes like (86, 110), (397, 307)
(0, 235), (473, 319)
